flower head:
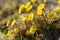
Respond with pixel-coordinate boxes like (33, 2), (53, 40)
(29, 25), (37, 34)
(18, 4), (25, 14)
(11, 20), (16, 26)
(6, 20), (10, 27)
(31, 0), (37, 3)
(28, 12), (34, 21)
(44, 0), (47, 3)
(47, 12), (57, 19)
(55, 7), (60, 13)
(37, 4), (45, 10)
(26, 30), (31, 35)
(57, 0), (60, 4)
(25, 2), (32, 12)
(22, 16), (27, 22)
(14, 28), (19, 34)
(7, 31), (12, 37)
(37, 10), (43, 16)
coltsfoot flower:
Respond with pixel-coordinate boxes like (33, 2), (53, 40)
(22, 16), (27, 22)
(18, 4), (25, 14)
(55, 7), (60, 13)
(25, 2), (33, 12)
(29, 25), (37, 34)
(57, 0), (60, 4)
(37, 4), (45, 10)
(26, 30), (31, 35)
(11, 20), (16, 26)
(14, 28), (19, 34)
(28, 12), (34, 21)
(7, 31), (12, 37)
(47, 12), (58, 19)
(31, 0), (37, 3)
(37, 10), (43, 16)
(6, 20), (10, 27)
(44, 0), (47, 3)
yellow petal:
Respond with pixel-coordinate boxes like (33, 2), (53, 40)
(11, 20), (16, 26)
(14, 28), (19, 34)
(22, 16), (27, 22)
(55, 7), (60, 12)
(18, 4), (25, 14)
(47, 12), (57, 19)
(26, 30), (31, 35)
(57, 0), (60, 4)
(37, 4), (45, 10)
(28, 12), (34, 21)
(31, 0), (37, 2)
(25, 2), (32, 12)
(6, 20), (10, 27)
(37, 10), (43, 16)
(7, 31), (12, 37)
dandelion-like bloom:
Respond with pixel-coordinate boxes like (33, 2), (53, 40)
(37, 10), (43, 16)
(29, 25), (37, 34)
(11, 20), (16, 26)
(6, 20), (10, 27)
(37, 4), (45, 10)
(57, 0), (60, 4)
(55, 7), (60, 13)
(22, 16), (27, 22)
(44, 0), (47, 3)
(18, 4), (25, 14)
(28, 12), (34, 21)
(25, 2), (32, 12)
(31, 0), (37, 3)
(47, 12), (58, 19)
(26, 30), (31, 35)
(7, 31), (12, 37)
(14, 28), (19, 34)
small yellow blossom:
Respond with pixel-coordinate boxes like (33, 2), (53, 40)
(29, 25), (37, 34)
(14, 28), (19, 34)
(7, 31), (12, 37)
(26, 30), (31, 35)
(57, 0), (60, 4)
(37, 4), (45, 10)
(47, 12), (58, 19)
(25, 2), (32, 12)
(28, 12), (34, 21)
(44, 0), (47, 3)
(18, 4), (25, 14)
(55, 7), (60, 12)
(6, 20), (10, 27)
(11, 20), (16, 26)
(31, 0), (37, 2)
(22, 16), (27, 22)
(37, 10), (43, 16)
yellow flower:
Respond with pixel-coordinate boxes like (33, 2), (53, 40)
(47, 12), (57, 19)
(26, 30), (31, 35)
(55, 7), (60, 12)
(7, 31), (12, 37)
(31, 0), (37, 2)
(28, 12), (34, 21)
(37, 4), (45, 10)
(6, 20), (10, 27)
(57, 0), (60, 4)
(37, 10), (43, 16)
(14, 28), (19, 34)
(29, 25), (37, 34)
(11, 20), (16, 26)
(25, 2), (32, 12)
(44, 0), (47, 3)
(22, 16), (27, 22)
(18, 4), (25, 14)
